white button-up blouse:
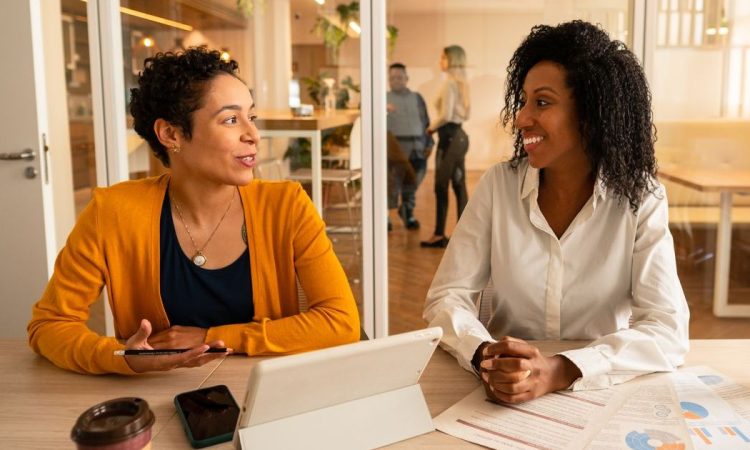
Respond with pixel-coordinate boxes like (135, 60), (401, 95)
(423, 161), (690, 390)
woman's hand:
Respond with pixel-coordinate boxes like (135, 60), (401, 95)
(123, 319), (228, 373)
(478, 336), (581, 404)
(148, 324), (209, 349)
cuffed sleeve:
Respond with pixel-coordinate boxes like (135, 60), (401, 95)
(27, 191), (137, 375)
(560, 187), (689, 390)
(424, 170), (496, 373)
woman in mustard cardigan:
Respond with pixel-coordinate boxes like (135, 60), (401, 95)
(27, 47), (360, 374)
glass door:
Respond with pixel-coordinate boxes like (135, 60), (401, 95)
(380, 0), (634, 335)
(113, 0), (370, 332)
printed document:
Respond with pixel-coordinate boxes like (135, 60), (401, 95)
(433, 367), (750, 450)
(669, 370), (750, 448)
(432, 385), (627, 449)
(584, 379), (692, 450)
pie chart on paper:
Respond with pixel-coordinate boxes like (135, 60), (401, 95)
(680, 401), (709, 420)
(625, 429), (686, 450)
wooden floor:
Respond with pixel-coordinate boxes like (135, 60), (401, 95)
(387, 169), (750, 338)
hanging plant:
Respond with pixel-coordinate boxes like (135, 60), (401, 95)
(335, 1), (359, 27)
(312, 2), (398, 63)
(387, 25), (399, 55)
(312, 17), (349, 63)
(236, 0), (264, 17)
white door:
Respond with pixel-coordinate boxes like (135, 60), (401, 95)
(0, 1), (57, 338)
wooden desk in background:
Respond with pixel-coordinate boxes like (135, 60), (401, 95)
(658, 166), (750, 317)
(255, 109), (360, 215)
(3, 340), (749, 449)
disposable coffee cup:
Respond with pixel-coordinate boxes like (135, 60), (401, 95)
(71, 397), (155, 450)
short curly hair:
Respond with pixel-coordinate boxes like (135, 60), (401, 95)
(500, 20), (657, 212)
(129, 46), (240, 167)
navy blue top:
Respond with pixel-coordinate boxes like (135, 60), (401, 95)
(160, 193), (253, 328)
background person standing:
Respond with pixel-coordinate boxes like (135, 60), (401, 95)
(421, 45), (471, 248)
(386, 62), (434, 230)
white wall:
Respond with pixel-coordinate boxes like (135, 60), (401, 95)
(652, 48), (724, 119)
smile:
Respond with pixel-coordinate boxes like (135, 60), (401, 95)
(523, 136), (544, 146)
(237, 155), (256, 168)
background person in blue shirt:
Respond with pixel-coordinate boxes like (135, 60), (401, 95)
(386, 62), (434, 230)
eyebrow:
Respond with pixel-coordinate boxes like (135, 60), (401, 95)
(212, 103), (256, 117)
(533, 86), (558, 95)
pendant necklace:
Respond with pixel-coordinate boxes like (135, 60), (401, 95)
(171, 188), (236, 267)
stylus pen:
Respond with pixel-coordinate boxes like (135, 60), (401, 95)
(113, 348), (229, 356)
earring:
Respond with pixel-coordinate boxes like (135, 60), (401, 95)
(171, 144), (180, 154)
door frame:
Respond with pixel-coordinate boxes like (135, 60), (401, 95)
(360, 0), (389, 338)
(86, 0), (129, 336)
(86, 0), (390, 338)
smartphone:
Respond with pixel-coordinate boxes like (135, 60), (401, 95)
(174, 384), (241, 448)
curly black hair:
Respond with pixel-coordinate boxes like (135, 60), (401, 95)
(500, 20), (657, 212)
(129, 46), (240, 167)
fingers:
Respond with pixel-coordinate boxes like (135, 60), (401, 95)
(126, 319), (153, 349)
(481, 369), (534, 404)
(147, 326), (208, 349)
(484, 337), (538, 359)
(206, 340), (233, 354)
(490, 390), (536, 404)
(179, 351), (228, 368)
(480, 356), (532, 374)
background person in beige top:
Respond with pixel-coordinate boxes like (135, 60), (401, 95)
(421, 45), (471, 248)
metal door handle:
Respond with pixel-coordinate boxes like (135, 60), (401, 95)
(0, 149), (35, 161)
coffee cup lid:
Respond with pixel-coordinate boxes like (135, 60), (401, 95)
(71, 397), (155, 445)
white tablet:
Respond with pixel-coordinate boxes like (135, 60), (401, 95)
(233, 327), (443, 450)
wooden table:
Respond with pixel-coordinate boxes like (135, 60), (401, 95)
(4, 340), (749, 449)
(658, 166), (750, 317)
(0, 341), (223, 449)
(256, 109), (360, 214)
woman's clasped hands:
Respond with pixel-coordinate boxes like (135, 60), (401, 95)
(478, 336), (581, 404)
(123, 319), (232, 373)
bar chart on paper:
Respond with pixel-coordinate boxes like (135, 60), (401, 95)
(689, 425), (750, 446)
(671, 372), (750, 449)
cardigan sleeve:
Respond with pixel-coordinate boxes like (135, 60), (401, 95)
(27, 191), (136, 375)
(206, 184), (360, 354)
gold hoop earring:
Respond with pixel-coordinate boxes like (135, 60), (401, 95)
(171, 144), (180, 154)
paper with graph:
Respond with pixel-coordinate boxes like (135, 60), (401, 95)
(433, 367), (750, 450)
(584, 380), (692, 450)
(669, 369), (750, 448)
(432, 384), (628, 449)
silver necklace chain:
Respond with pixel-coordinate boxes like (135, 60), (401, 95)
(171, 188), (236, 267)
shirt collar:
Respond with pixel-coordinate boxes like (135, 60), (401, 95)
(519, 161), (608, 205)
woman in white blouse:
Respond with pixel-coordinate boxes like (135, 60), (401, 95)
(421, 45), (471, 248)
(423, 21), (689, 403)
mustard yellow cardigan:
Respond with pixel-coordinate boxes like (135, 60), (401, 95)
(28, 175), (360, 374)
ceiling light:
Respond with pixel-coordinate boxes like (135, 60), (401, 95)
(348, 20), (361, 35)
(143, 37), (154, 48)
(315, 0), (325, 5)
(80, 0), (194, 31)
